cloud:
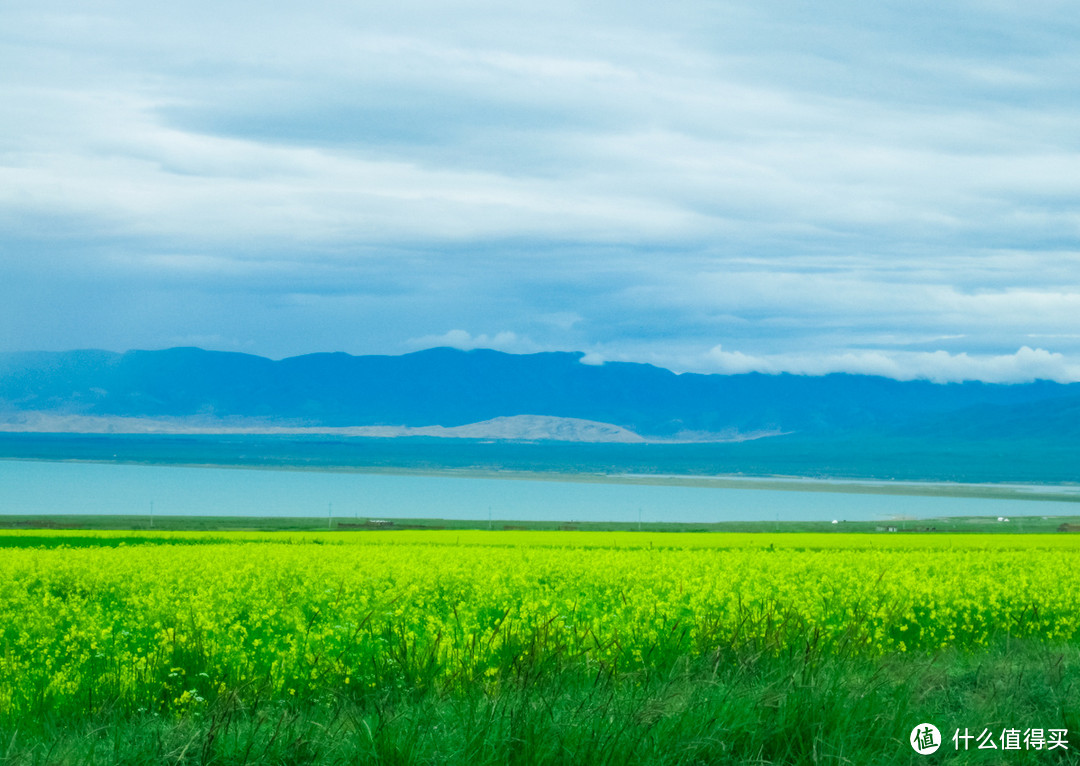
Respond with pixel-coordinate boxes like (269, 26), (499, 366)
(588, 266), (1080, 360)
(692, 345), (1080, 384)
(8, 0), (1080, 256)
(3, 0), (1080, 380)
(405, 330), (539, 354)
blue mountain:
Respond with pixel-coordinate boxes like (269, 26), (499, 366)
(0, 346), (1076, 439)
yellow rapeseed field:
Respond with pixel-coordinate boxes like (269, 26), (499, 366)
(1, 530), (1078, 720)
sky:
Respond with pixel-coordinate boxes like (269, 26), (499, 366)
(3, 0), (1080, 383)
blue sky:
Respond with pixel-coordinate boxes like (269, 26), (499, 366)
(3, 0), (1080, 382)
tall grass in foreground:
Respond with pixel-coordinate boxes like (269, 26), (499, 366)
(2, 531), (1080, 763)
(3, 641), (1078, 765)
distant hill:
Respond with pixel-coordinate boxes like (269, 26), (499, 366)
(0, 346), (1077, 442)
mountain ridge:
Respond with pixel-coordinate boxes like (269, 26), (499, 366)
(1, 346), (1077, 441)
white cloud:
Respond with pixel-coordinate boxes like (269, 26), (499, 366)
(405, 330), (539, 354)
(692, 345), (1080, 384)
(5, 0), (1080, 375)
(0, 92), (707, 249)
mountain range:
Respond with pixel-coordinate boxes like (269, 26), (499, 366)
(1, 346), (1079, 442)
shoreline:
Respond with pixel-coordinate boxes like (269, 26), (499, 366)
(2, 510), (1080, 533)
(0, 416), (785, 444)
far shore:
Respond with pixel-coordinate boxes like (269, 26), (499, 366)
(0, 414), (784, 444)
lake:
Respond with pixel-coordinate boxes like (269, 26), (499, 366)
(2, 459), (1078, 523)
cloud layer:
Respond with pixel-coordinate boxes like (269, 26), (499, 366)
(3, 0), (1080, 381)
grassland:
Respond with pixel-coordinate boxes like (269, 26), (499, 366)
(1, 529), (1079, 764)
(3, 512), (1080, 535)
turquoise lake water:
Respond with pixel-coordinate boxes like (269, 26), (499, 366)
(2, 460), (1077, 523)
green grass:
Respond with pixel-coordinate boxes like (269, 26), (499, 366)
(2, 513), (1080, 535)
(3, 641), (1078, 765)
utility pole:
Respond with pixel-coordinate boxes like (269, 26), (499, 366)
(328, 502), (333, 530)
(638, 508), (642, 532)
(150, 500), (154, 530)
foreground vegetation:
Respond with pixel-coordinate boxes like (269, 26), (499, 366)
(2, 530), (1079, 763)
(6, 643), (1079, 765)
